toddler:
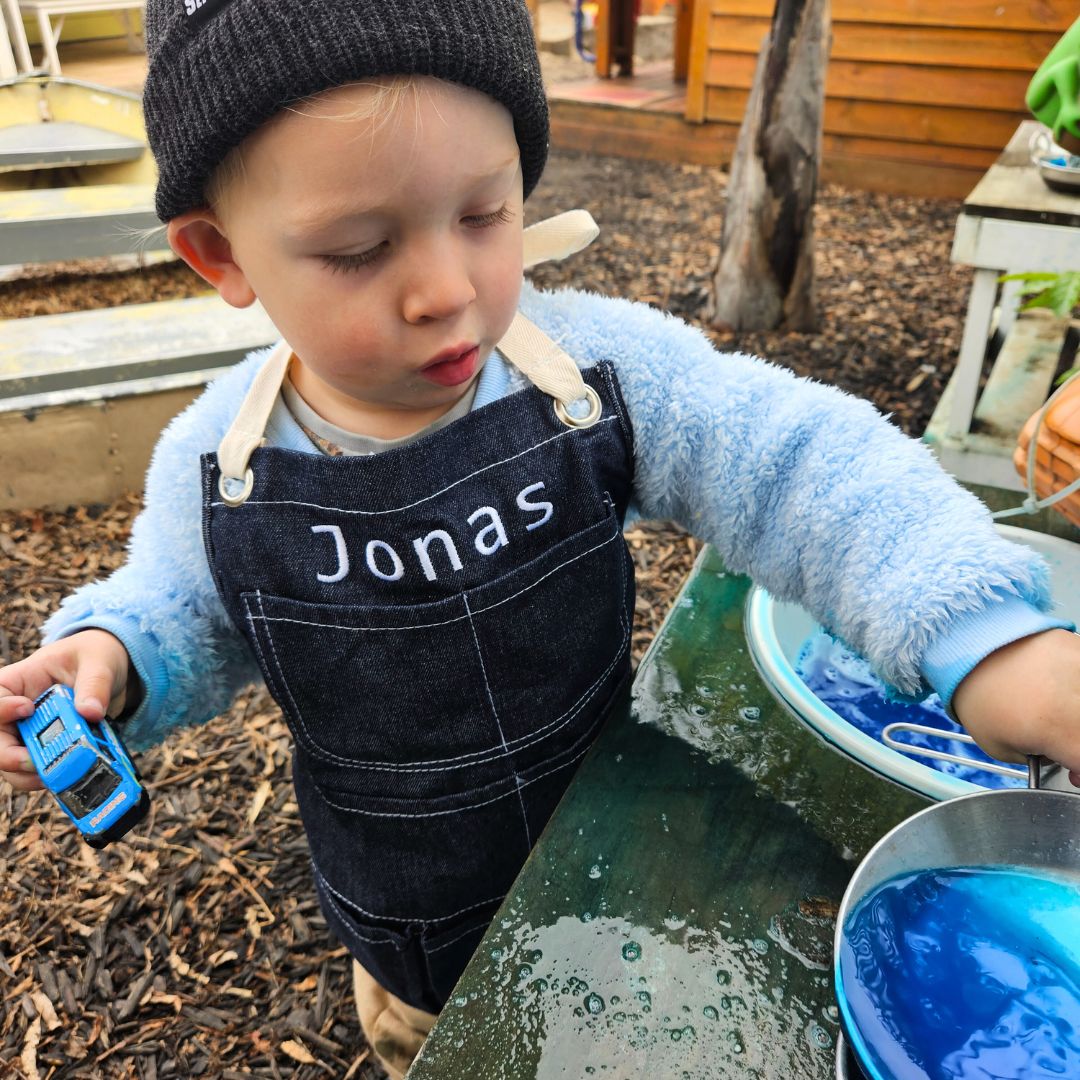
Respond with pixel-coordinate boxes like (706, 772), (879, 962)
(2, 2), (1079, 1076)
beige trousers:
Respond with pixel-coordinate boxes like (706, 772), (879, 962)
(353, 960), (438, 1080)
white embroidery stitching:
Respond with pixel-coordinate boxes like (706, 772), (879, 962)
(311, 735), (595, 818)
(249, 524), (626, 770)
(210, 418), (616, 514)
(463, 592), (532, 851)
(313, 862), (504, 924)
(425, 920), (491, 953)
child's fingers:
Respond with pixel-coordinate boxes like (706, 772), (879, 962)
(0, 724), (44, 791)
(71, 665), (117, 721)
(0, 658), (61, 706)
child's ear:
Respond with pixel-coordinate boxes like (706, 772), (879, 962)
(167, 211), (256, 308)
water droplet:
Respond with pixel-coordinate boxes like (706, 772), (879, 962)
(663, 915), (686, 931)
(525, 949), (543, 965)
(610, 995), (620, 1005)
(704, 1005), (719, 1020)
(452, 994), (468, 1008)
(807, 1022), (833, 1050)
(690, 703), (708, 717)
(517, 964), (533, 980)
(670, 1029), (682, 1042)
(573, 1006), (584, 1017)
(613, 1010), (627, 1022)
(622, 941), (642, 962)
(582, 911), (594, 922)
(749, 938), (769, 954)
(738, 706), (761, 722)
(588, 865), (602, 879)
(530, 977), (549, 993)
(490, 947), (503, 961)
(716, 969), (731, 985)
(637, 990), (651, 1008)
(585, 1069), (595, 1076)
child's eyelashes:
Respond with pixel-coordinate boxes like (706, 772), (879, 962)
(319, 205), (515, 275)
(321, 243), (388, 274)
(463, 203), (515, 228)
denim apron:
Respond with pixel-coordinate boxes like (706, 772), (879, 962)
(199, 215), (638, 1013)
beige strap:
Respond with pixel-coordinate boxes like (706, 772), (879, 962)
(522, 209), (599, 269)
(496, 312), (593, 411)
(499, 210), (599, 416)
(216, 211), (602, 503)
(217, 339), (292, 501)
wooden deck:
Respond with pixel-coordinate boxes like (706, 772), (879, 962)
(548, 61), (736, 169)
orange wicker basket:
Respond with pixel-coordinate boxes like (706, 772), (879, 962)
(1014, 373), (1080, 528)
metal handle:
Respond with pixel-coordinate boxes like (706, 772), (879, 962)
(1028, 755), (1042, 790)
(882, 722), (1033, 781)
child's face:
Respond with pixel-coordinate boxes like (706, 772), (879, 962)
(175, 78), (525, 431)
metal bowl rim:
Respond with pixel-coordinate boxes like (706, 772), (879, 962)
(831, 787), (1080, 1080)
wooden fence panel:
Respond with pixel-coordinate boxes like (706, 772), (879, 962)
(711, 0), (1077, 32)
(707, 16), (1062, 70)
(687, 0), (1075, 194)
(705, 50), (1033, 111)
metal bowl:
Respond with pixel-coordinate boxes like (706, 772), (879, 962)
(1037, 157), (1080, 194)
(835, 1032), (866, 1079)
(745, 525), (1080, 800)
(833, 785), (1080, 1080)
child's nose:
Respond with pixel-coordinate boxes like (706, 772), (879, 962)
(401, 244), (477, 324)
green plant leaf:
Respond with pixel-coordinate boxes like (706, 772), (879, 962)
(999, 270), (1080, 319)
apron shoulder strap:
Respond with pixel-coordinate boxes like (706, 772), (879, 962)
(500, 210), (602, 425)
(217, 340), (292, 497)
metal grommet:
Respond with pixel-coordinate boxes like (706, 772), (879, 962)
(218, 468), (254, 507)
(554, 385), (603, 429)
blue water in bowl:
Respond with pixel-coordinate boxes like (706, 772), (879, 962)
(796, 632), (1023, 789)
(838, 866), (1080, 1080)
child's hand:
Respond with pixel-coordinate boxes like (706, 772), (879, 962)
(0, 630), (132, 791)
(953, 629), (1080, 787)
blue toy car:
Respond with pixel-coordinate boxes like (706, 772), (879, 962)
(17, 684), (149, 848)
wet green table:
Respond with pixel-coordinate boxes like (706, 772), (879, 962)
(408, 546), (930, 1079)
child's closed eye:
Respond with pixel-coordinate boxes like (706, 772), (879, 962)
(321, 243), (388, 274)
(320, 205), (515, 274)
(463, 204), (515, 228)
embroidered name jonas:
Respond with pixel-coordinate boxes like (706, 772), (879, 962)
(183, 0), (232, 31)
(309, 482), (554, 584)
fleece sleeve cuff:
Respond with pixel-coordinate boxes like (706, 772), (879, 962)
(51, 615), (170, 735)
(920, 591), (1075, 709)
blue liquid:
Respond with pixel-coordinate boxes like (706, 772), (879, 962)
(796, 632), (1022, 789)
(838, 867), (1080, 1080)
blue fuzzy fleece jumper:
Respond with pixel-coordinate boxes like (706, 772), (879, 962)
(44, 283), (1070, 750)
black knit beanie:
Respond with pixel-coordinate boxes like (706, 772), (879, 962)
(142, 0), (549, 221)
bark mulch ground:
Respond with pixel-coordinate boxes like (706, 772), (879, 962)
(1, 148), (968, 1078)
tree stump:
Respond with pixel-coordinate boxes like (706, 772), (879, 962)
(706, 0), (831, 333)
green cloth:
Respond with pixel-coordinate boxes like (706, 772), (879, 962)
(1027, 15), (1080, 144)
